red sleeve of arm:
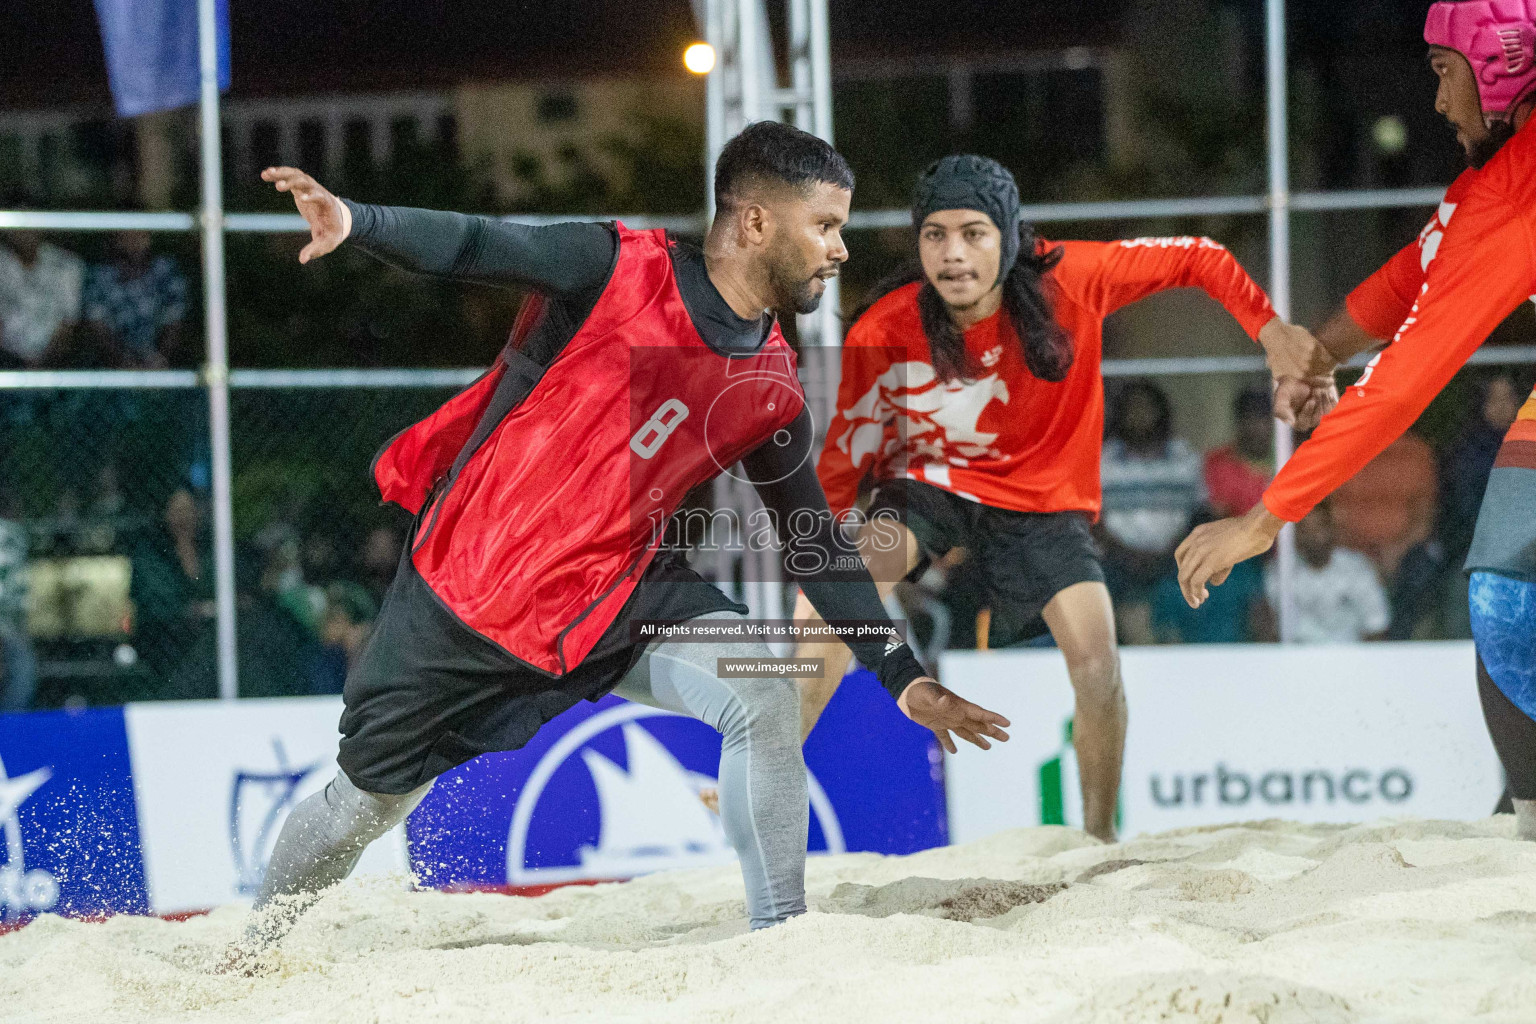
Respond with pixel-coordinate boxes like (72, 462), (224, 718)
(1264, 193), (1533, 522)
(1344, 239), (1425, 341)
(1061, 237), (1277, 339)
(816, 323), (899, 518)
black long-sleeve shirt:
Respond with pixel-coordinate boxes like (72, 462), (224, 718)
(344, 201), (925, 696)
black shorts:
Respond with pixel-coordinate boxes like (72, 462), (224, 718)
(867, 478), (1104, 648)
(337, 527), (741, 795)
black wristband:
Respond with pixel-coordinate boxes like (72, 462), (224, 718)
(874, 642), (927, 701)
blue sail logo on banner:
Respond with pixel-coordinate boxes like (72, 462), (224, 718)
(506, 701), (845, 885)
(93, 0), (231, 118)
(404, 681), (944, 895)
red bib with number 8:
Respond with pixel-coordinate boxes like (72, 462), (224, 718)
(372, 228), (804, 674)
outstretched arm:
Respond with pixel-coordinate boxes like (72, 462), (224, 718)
(1062, 236), (1334, 406)
(742, 409), (1011, 752)
(261, 166), (616, 298)
(1176, 190), (1533, 607)
(1273, 233), (1429, 429)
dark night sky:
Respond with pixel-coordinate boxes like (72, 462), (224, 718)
(5, 0), (1127, 107)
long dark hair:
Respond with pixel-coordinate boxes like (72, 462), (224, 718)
(854, 223), (1072, 383)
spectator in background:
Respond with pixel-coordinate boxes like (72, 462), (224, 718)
(1151, 514), (1267, 644)
(301, 529), (344, 590)
(82, 229), (189, 368)
(1329, 429), (1437, 580)
(1443, 374), (1524, 560)
(309, 582), (377, 695)
(168, 540), (319, 700)
(0, 486), (37, 712)
(356, 522), (403, 605)
(0, 230), (84, 368)
(74, 462), (127, 556)
(256, 523), (319, 636)
(1204, 385), (1274, 517)
(1266, 501), (1389, 644)
(129, 486), (216, 692)
(1099, 381), (1207, 643)
(1389, 372), (1525, 639)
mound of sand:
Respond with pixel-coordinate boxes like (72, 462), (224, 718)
(6, 816), (1536, 1023)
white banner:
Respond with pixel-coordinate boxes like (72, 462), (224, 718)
(941, 642), (1504, 844)
(124, 697), (409, 914)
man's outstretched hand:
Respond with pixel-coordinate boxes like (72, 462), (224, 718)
(1273, 375), (1338, 433)
(897, 678), (1010, 754)
(1175, 504), (1286, 608)
(1258, 318), (1338, 434)
(1258, 317), (1335, 382)
(261, 166), (351, 263)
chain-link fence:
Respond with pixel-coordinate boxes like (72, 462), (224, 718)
(0, 385), (207, 708)
(2, 347), (1530, 711)
(0, 378), (480, 708)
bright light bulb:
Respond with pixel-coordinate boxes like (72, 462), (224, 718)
(684, 42), (716, 76)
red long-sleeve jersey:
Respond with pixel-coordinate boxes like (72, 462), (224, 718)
(817, 236), (1277, 518)
(1263, 116), (1536, 522)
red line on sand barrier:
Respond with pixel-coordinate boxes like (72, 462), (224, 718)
(0, 879), (610, 935)
(437, 879), (610, 898)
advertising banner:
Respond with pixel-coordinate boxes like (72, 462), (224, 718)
(409, 669), (946, 890)
(0, 666), (943, 921)
(124, 698), (409, 915)
(0, 707), (146, 923)
(942, 642), (1504, 844)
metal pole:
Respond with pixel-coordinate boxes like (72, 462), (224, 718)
(704, 0), (727, 221)
(807, 0), (833, 145)
(1265, 0), (1298, 643)
(199, 0), (239, 698)
(807, 0), (842, 432)
(789, 0), (813, 130)
(736, 0), (762, 124)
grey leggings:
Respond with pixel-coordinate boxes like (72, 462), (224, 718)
(612, 612), (808, 929)
(245, 612), (806, 947)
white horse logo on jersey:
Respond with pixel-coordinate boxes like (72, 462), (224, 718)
(835, 360), (1010, 474)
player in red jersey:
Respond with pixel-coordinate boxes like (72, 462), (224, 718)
(1178, 0), (1536, 839)
(793, 155), (1324, 842)
(221, 124), (1009, 970)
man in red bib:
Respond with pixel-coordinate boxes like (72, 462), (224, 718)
(230, 123), (1007, 963)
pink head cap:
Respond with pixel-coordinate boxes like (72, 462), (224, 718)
(1425, 0), (1536, 118)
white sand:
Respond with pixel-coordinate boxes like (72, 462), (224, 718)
(6, 817), (1536, 1023)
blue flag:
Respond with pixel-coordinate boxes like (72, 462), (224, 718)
(94, 0), (231, 118)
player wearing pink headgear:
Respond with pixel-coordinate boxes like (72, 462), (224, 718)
(1425, 0), (1536, 161)
(1178, 0), (1536, 837)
